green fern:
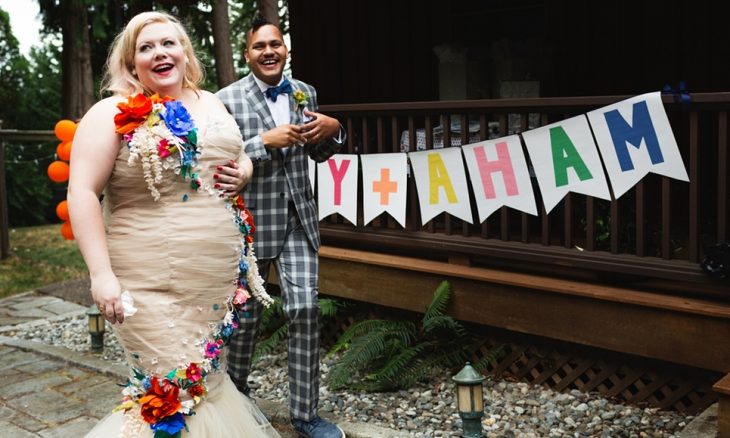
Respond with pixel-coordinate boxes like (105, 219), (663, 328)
(423, 280), (451, 321)
(327, 280), (484, 391)
(327, 320), (417, 389)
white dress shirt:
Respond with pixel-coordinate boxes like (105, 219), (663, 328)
(253, 75), (291, 127)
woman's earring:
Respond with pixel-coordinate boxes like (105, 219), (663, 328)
(132, 68), (137, 76)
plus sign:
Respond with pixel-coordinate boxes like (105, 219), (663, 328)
(372, 168), (398, 205)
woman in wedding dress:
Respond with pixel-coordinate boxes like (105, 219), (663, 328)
(68, 11), (279, 438)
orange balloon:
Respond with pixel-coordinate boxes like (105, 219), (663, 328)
(54, 119), (77, 142)
(60, 221), (74, 240)
(56, 200), (69, 221)
(56, 141), (71, 161)
(47, 161), (70, 183)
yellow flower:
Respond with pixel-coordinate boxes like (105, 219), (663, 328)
(293, 89), (309, 111)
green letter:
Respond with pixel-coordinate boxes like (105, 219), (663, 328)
(550, 126), (593, 187)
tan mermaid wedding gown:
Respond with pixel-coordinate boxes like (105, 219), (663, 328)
(85, 108), (279, 438)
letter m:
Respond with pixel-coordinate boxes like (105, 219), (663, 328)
(603, 100), (664, 171)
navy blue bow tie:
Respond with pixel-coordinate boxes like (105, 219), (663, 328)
(264, 79), (293, 102)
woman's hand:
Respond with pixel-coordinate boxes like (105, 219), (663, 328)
(214, 158), (253, 196)
(90, 271), (124, 324)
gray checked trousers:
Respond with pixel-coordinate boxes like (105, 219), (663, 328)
(227, 204), (320, 421)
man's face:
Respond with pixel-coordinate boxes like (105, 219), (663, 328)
(245, 24), (288, 86)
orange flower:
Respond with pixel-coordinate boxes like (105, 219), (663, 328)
(150, 93), (174, 105)
(114, 94), (153, 134)
(138, 377), (181, 424)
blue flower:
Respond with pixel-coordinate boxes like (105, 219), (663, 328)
(162, 101), (195, 137)
(151, 412), (185, 435)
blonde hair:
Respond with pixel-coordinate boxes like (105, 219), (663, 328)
(101, 11), (204, 96)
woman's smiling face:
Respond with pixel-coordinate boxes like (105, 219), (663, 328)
(134, 22), (186, 97)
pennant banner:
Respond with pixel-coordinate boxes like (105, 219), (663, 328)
(522, 115), (611, 214)
(361, 153), (408, 227)
(409, 147), (473, 225)
(462, 136), (537, 222)
(587, 91), (688, 198)
(308, 91), (689, 227)
(317, 154), (359, 225)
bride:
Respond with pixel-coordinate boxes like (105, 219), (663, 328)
(68, 11), (279, 438)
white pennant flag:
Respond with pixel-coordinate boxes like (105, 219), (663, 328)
(361, 153), (408, 227)
(408, 147), (473, 225)
(317, 154), (359, 225)
(462, 136), (537, 222)
(522, 115), (611, 214)
(587, 91), (688, 199)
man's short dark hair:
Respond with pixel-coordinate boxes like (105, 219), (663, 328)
(251, 16), (272, 33)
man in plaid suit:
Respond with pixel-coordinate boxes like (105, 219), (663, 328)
(216, 18), (345, 438)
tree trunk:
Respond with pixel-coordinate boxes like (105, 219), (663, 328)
(61, 1), (94, 120)
(258, 0), (280, 27)
(211, 0), (237, 88)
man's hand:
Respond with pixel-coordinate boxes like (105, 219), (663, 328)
(261, 124), (307, 149)
(302, 110), (340, 144)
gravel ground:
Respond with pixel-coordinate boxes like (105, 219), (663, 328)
(10, 315), (692, 437)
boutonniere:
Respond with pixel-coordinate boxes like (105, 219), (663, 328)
(293, 89), (309, 112)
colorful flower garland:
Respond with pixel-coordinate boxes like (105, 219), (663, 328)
(115, 93), (202, 201)
(113, 94), (273, 437)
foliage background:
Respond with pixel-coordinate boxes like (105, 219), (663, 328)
(0, 1), (288, 227)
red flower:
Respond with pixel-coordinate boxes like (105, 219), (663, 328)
(114, 94), (153, 134)
(138, 377), (181, 424)
(244, 209), (256, 234)
(157, 138), (171, 158)
(187, 384), (205, 397)
(186, 363), (202, 383)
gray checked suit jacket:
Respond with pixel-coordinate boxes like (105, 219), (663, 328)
(216, 74), (343, 260)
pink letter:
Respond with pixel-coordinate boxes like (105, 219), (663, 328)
(327, 158), (351, 205)
(474, 143), (518, 198)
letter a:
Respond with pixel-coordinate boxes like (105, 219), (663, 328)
(550, 126), (593, 187)
(428, 153), (457, 204)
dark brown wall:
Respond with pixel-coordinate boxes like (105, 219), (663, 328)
(289, 0), (730, 104)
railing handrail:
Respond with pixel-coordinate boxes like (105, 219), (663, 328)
(320, 92), (730, 113)
(0, 130), (56, 142)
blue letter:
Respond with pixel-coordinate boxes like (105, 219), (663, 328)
(603, 100), (664, 171)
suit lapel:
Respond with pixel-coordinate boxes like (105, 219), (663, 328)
(244, 75), (277, 131)
(289, 82), (302, 126)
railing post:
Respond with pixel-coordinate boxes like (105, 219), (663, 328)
(713, 374), (730, 438)
(0, 141), (9, 259)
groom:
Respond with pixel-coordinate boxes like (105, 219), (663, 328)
(216, 18), (346, 438)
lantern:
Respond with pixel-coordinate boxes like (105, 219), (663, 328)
(86, 305), (105, 353)
(452, 362), (486, 437)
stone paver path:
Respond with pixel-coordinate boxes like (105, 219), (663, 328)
(0, 344), (118, 437)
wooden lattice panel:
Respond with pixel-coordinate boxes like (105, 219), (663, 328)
(472, 335), (721, 415)
(319, 298), (720, 414)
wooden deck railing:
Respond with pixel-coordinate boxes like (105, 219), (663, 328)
(318, 93), (730, 298)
